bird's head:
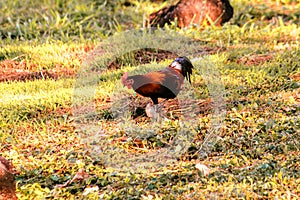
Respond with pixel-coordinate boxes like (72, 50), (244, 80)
(170, 56), (194, 83)
(121, 72), (134, 89)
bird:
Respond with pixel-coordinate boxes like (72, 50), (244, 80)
(121, 56), (194, 118)
(0, 156), (17, 200)
(147, 0), (234, 28)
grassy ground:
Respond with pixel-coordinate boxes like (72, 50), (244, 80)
(0, 0), (300, 199)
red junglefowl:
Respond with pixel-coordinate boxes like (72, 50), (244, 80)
(121, 56), (193, 118)
(147, 0), (234, 28)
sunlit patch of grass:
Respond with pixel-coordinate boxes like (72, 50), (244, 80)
(0, 42), (95, 71)
(0, 79), (73, 137)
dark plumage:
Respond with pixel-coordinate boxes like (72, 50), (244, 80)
(147, 0), (233, 28)
(121, 57), (193, 113)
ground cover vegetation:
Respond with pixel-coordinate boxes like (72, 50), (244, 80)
(0, 0), (299, 199)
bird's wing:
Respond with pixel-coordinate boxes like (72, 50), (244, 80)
(127, 68), (184, 100)
(159, 68), (184, 90)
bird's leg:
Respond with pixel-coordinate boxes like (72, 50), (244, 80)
(153, 104), (158, 114)
(155, 99), (169, 118)
(146, 99), (169, 119)
(154, 104), (162, 121)
(145, 103), (156, 118)
(145, 103), (161, 119)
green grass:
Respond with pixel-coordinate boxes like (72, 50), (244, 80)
(0, 0), (300, 199)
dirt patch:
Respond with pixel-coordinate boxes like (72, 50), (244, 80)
(0, 60), (75, 82)
(237, 54), (274, 66)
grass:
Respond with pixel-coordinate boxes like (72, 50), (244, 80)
(0, 0), (300, 199)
